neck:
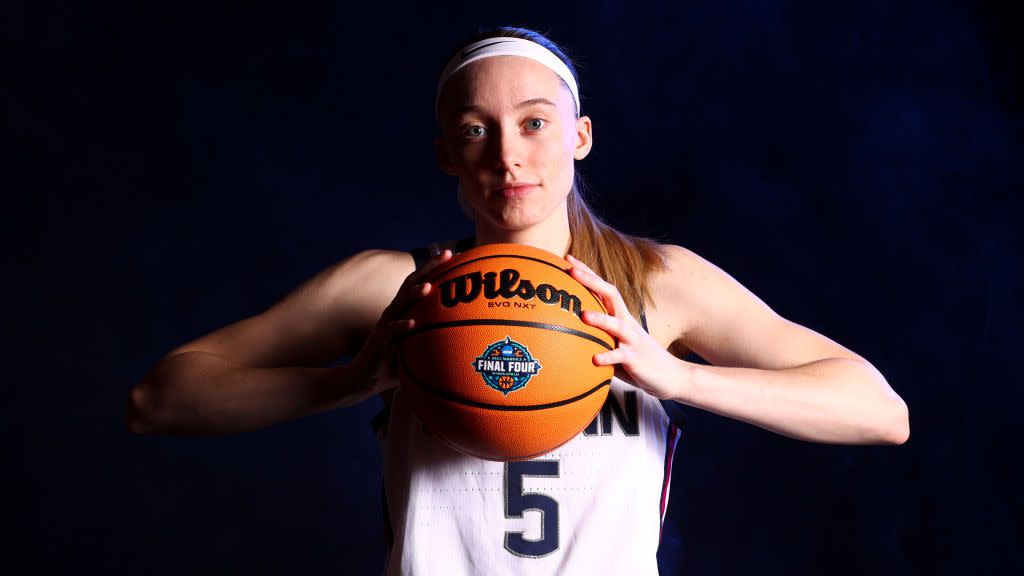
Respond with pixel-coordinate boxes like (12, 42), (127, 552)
(473, 209), (572, 258)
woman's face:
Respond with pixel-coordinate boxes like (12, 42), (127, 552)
(436, 55), (592, 232)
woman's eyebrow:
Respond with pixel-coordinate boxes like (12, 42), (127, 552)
(455, 98), (557, 117)
(516, 98), (557, 109)
(453, 104), (480, 116)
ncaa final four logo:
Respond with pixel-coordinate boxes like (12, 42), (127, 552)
(472, 336), (542, 395)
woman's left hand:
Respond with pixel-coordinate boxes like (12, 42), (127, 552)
(566, 254), (689, 401)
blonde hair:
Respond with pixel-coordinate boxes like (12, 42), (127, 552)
(565, 178), (668, 321)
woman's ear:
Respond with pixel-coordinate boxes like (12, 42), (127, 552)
(435, 135), (457, 175)
(573, 115), (593, 160)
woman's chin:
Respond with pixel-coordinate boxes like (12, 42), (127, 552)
(478, 210), (543, 234)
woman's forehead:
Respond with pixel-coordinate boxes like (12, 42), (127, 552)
(439, 56), (574, 117)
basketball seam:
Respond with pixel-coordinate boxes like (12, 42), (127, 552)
(426, 253), (567, 284)
(402, 318), (614, 350)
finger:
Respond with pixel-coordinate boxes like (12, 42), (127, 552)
(582, 310), (634, 343)
(365, 317), (415, 354)
(565, 255), (610, 303)
(408, 249), (453, 284)
(565, 253), (589, 271)
(565, 254), (614, 296)
(382, 282), (430, 322)
(370, 319), (417, 352)
(384, 249), (455, 323)
(565, 254), (602, 278)
(382, 318), (415, 343)
(567, 257), (630, 319)
(593, 347), (632, 367)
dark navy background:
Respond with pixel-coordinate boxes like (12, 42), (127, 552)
(7, 1), (1021, 574)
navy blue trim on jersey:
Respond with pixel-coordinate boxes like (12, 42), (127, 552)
(659, 397), (688, 429)
(370, 404), (389, 436)
(659, 421), (682, 543)
(381, 481), (394, 552)
(410, 246), (430, 270)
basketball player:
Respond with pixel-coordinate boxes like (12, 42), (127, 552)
(126, 27), (909, 574)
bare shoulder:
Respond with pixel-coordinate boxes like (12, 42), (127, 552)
(293, 248), (416, 354)
(644, 244), (708, 353)
(170, 248), (415, 367)
(648, 243), (773, 348)
(321, 248), (416, 299)
(650, 243), (728, 301)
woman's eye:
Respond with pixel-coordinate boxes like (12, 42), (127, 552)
(526, 118), (546, 131)
(464, 125), (486, 138)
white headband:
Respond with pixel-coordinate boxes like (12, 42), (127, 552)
(435, 37), (581, 119)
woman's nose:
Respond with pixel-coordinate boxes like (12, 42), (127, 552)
(488, 125), (523, 171)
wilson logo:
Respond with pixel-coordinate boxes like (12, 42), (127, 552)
(439, 268), (583, 317)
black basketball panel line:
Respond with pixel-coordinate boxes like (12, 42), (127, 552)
(403, 318), (615, 350)
(426, 253), (569, 285)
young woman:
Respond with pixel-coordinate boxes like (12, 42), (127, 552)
(126, 26), (909, 574)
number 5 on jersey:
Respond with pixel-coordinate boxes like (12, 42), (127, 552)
(504, 460), (560, 557)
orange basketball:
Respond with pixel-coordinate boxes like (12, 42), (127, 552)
(398, 243), (616, 461)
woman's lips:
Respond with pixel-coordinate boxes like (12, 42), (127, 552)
(499, 184), (538, 198)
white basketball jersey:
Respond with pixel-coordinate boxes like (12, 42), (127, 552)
(377, 376), (683, 575)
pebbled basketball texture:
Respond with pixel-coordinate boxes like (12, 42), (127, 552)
(398, 243), (616, 461)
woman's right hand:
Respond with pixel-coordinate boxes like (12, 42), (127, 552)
(349, 249), (454, 395)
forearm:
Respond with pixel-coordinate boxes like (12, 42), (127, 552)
(674, 357), (910, 445)
(126, 351), (374, 436)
